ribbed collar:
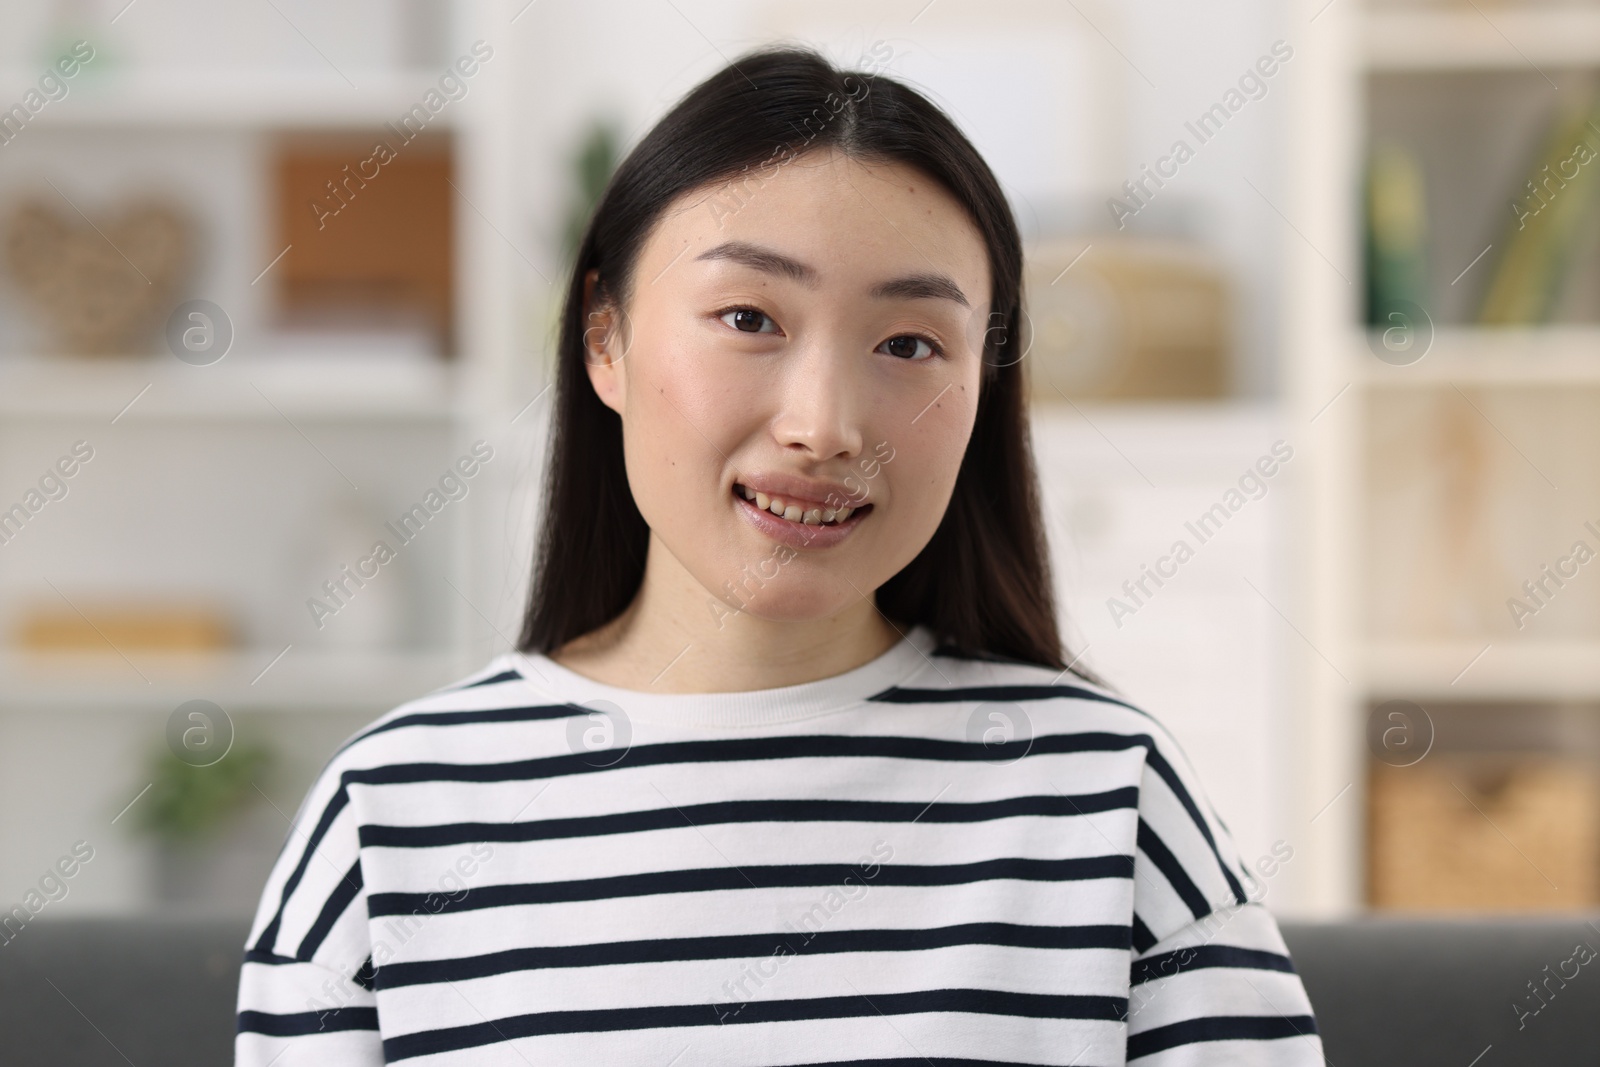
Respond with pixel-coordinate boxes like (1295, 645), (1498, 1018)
(511, 624), (938, 729)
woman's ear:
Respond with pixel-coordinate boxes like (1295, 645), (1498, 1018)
(581, 268), (627, 415)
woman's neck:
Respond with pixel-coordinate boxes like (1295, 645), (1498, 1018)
(548, 532), (905, 693)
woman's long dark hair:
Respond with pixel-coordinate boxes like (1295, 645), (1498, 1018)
(517, 43), (1100, 682)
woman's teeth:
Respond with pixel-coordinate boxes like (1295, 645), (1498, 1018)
(736, 484), (859, 525)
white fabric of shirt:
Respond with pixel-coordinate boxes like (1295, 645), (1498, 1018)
(236, 623), (1323, 1066)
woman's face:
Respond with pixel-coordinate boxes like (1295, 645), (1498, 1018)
(585, 146), (991, 626)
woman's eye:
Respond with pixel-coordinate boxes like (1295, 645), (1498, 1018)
(720, 307), (777, 334)
(879, 334), (938, 361)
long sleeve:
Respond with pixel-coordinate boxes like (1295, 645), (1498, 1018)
(1126, 901), (1322, 1064)
(235, 755), (382, 1066)
(1123, 717), (1324, 1064)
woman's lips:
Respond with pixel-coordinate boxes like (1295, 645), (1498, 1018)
(732, 486), (872, 549)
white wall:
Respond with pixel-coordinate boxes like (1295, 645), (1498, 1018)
(1038, 404), (1296, 894)
(499, 0), (1290, 395)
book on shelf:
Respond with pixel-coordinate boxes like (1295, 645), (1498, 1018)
(1364, 139), (1428, 330)
(1477, 89), (1600, 325)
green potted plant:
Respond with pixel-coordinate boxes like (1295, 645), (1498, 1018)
(131, 738), (275, 908)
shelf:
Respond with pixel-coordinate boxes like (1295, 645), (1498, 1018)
(0, 356), (458, 422)
(0, 646), (470, 712)
(1365, 640), (1600, 701)
(1366, 8), (1600, 70)
(1353, 326), (1600, 387)
(16, 69), (470, 129)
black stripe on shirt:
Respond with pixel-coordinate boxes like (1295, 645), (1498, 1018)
(239, 946), (379, 995)
(360, 789), (1141, 849)
(873, 684), (1250, 910)
(297, 858), (364, 959)
(1131, 915), (1158, 954)
(459, 668), (523, 689)
(1127, 1014), (1318, 1059)
(1135, 818), (1210, 920)
(1140, 747), (1249, 907)
(870, 682), (1146, 717)
(252, 785), (352, 954)
(376, 921), (1133, 989)
(344, 731), (1157, 789)
(382, 988), (1129, 1061)
(368, 855), (1135, 917)
(1130, 944), (1297, 986)
(741, 1061), (1067, 1067)
(342, 703), (577, 750)
(238, 1006), (379, 1036)
(261, 730), (1152, 952)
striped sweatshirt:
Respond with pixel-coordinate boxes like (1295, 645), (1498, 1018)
(236, 623), (1322, 1065)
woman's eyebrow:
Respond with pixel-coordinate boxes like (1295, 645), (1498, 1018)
(872, 272), (969, 308)
(694, 240), (969, 308)
(696, 240), (818, 285)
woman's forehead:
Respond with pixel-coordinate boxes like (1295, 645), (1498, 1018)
(646, 150), (990, 297)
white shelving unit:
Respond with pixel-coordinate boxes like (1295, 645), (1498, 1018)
(0, 68), (469, 129)
(1364, 6), (1600, 70)
(0, 0), (542, 913)
(1355, 326), (1600, 386)
(1288, 1), (1600, 916)
(0, 357), (460, 421)
(1365, 641), (1600, 701)
(0, 648), (465, 711)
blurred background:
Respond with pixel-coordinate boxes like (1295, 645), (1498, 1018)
(3, 0), (1600, 1055)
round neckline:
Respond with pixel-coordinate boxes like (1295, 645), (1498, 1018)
(511, 624), (938, 729)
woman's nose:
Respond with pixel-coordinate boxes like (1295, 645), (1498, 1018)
(768, 341), (865, 461)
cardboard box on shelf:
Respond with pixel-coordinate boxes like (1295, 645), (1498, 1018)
(1368, 753), (1600, 911)
(272, 131), (455, 358)
(1022, 236), (1231, 402)
(13, 603), (233, 652)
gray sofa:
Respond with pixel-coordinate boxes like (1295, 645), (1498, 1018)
(1, 915), (1597, 1064)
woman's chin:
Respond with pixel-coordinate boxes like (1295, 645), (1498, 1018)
(705, 585), (869, 626)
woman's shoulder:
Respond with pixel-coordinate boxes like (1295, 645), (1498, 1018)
(896, 645), (1229, 827)
(317, 653), (572, 774)
(904, 649), (1257, 927)
(890, 640), (1173, 738)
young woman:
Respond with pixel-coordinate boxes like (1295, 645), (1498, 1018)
(237, 45), (1322, 1065)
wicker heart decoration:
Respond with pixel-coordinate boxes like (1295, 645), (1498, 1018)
(4, 196), (193, 355)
